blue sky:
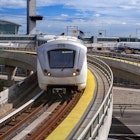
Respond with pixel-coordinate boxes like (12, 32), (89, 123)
(1, 0), (140, 37)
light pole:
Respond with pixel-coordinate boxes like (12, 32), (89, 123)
(66, 26), (78, 36)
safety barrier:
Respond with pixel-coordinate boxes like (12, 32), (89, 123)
(77, 55), (113, 139)
(0, 50), (114, 139)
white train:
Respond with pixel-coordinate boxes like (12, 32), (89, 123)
(37, 36), (87, 94)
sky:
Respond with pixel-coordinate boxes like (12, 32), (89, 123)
(1, 0), (140, 37)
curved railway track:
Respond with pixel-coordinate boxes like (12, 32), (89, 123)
(0, 55), (112, 140)
(0, 91), (47, 139)
(25, 91), (81, 140)
(67, 58), (110, 139)
(0, 87), (82, 140)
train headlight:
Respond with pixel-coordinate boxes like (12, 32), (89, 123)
(47, 72), (51, 76)
(72, 72), (76, 76)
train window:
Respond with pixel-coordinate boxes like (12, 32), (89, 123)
(48, 49), (75, 68)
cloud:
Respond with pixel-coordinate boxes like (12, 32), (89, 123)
(94, 14), (100, 17)
(1, 0), (140, 36)
(0, 0), (25, 8)
(61, 14), (69, 17)
(122, 22), (127, 25)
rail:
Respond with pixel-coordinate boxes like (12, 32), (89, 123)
(77, 55), (113, 139)
(0, 91), (43, 127)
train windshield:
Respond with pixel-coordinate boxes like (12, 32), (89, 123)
(48, 49), (75, 68)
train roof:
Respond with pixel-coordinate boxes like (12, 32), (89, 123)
(38, 35), (87, 52)
(47, 35), (84, 44)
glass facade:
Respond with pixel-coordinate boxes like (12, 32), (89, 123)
(97, 37), (119, 42)
(97, 36), (140, 42)
(0, 36), (35, 41)
(0, 20), (20, 34)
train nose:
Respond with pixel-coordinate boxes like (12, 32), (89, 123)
(72, 69), (80, 76)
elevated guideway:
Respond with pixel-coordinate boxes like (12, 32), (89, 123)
(88, 51), (140, 87)
(88, 51), (140, 139)
(0, 50), (113, 140)
(47, 55), (113, 140)
(69, 56), (113, 140)
(0, 50), (36, 86)
(0, 50), (37, 107)
(0, 44), (139, 139)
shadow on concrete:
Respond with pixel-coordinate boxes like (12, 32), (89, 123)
(108, 116), (140, 140)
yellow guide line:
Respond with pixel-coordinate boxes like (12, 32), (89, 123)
(3, 50), (37, 55)
(46, 70), (95, 140)
(91, 54), (140, 67)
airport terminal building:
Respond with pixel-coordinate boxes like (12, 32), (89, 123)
(0, 20), (21, 34)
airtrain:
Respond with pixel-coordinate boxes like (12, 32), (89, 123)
(37, 36), (87, 94)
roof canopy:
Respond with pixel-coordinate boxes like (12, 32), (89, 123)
(0, 19), (21, 27)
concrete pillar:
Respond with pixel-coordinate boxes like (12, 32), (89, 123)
(27, 0), (36, 34)
(27, 70), (34, 76)
(5, 65), (17, 85)
(27, 0), (43, 34)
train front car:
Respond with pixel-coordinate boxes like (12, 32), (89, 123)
(37, 36), (87, 94)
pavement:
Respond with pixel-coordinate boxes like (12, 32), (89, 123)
(108, 86), (140, 140)
(113, 86), (140, 105)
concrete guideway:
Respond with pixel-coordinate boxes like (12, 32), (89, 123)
(88, 52), (140, 88)
(46, 70), (95, 140)
(87, 52), (140, 139)
(0, 50), (36, 86)
(0, 48), (139, 139)
(89, 51), (140, 75)
(47, 55), (112, 140)
(0, 50), (113, 140)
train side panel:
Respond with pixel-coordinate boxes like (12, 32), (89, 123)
(37, 36), (87, 92)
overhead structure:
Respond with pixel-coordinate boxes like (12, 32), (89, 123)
(27, 0), (43, 34)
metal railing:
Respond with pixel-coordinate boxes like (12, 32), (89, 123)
(77, 55), (113, 139)
(0, 49), (114, 139)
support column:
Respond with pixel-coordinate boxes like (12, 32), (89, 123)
(27, 0), (43, 34)
(5, 65), (17, 86)
(27, 70), (34, 76)
(27, 0), (36, 34)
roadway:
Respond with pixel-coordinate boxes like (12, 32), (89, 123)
(109, 87), (140, 140)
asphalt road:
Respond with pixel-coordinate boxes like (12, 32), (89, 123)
(108, 87), (140, 140)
